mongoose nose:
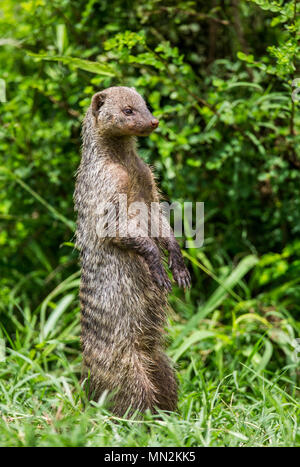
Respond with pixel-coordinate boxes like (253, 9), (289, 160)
(151, 119), (159, 128)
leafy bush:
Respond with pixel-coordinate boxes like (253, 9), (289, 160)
(0, 0), (299, 446)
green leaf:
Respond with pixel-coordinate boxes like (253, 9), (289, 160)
(171, 330), (216, 362)
(56, 24), (68, 54)
(227, 82), (263, 91)
(0, 167), (75, 231)
(26, 52), (116, 76)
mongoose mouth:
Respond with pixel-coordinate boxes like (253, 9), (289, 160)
(136, 118), (159, 136)
(136, 129), (156, 137)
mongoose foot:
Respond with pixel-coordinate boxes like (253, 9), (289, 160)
(149, 261), (172, 292)
(168, 250), (191, 289)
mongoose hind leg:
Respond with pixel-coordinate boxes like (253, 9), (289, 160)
(110, 355), (160, 418)
(82, 350), (160, 418)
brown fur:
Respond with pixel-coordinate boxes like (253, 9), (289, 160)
(74, 87), (190, 416)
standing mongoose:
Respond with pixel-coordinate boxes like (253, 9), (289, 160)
(74, 86), (191, 416)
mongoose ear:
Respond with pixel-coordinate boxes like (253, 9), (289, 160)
(91, 91), (106, 117)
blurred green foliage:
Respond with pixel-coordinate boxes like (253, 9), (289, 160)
(0, 0), (299, 441)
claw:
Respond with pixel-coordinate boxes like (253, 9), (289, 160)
(172, 266), (191, 289)
(151, 264), (172, 292)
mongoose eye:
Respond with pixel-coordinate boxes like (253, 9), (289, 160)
(123, 108), (133, 116)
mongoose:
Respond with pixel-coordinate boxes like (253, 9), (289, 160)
(74, 86), (191, 416)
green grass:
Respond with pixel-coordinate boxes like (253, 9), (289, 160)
(0, 345), (299, 447)
(0, 255), (299, 447)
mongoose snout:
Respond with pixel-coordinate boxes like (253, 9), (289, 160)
(151, 118), (159, 129)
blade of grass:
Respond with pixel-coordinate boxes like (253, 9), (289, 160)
(173, 255), (258, 346)
(43, 294), (75, 339)
(0, 167), (75, 231)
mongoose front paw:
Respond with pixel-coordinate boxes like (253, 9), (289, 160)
(169, 251), (191, 289)
(149, 262), (172, 292)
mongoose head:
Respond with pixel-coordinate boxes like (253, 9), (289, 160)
(91, 86), (159, 137)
